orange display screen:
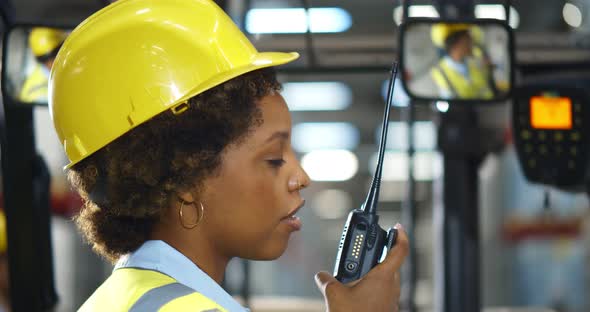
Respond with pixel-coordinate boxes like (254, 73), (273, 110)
(530, 96), (572, 129)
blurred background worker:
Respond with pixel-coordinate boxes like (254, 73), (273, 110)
(19, 27), (67, 103)
(430, 24), (494, 99)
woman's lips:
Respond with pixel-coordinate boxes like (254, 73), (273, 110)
(280, 200), (305, 231)
(281, 216), (302, 231)
(284, 200), (305, 219)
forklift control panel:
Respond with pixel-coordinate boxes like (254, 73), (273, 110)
(513, 86), (589, 191)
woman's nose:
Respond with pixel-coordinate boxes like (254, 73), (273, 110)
(288, 166), (311, 192)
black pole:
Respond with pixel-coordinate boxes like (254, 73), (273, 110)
(429, 1), (480, 311)
(399, 3), (417, 310)
(504, 0), (511, 26)
(401, 100), (417, 312)
(241, 0), (252, 32)
(302, 0), (317, 67)
(0, 0), (15, 28)
(437, 107), (482, 312)
(402, 0), (409, 21)
(242, 260), (250, 307)
(1, 105), (57, 312)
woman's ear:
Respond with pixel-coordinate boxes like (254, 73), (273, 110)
(177, 190), (196, 204)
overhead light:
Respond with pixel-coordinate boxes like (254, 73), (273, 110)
(370, 152), (408, 181)
(414, 151), (442, 181)
(292, 122), (359, 153)
(474, 5), (520, 29)
(302, 150), (358, 181)
(381, 78), (410, 107)
(369, 151), (441, 181)
(436, 101), (449, 113)
(375, 121), (437, 151)
(245, 7), (352, 34)
(282, 82), (352, 111)
(312, 189), (352, 219)
(563, 3), (583, 28)
(393, 5), (440, 25)
(413, 121), (437, 150)
(380, 122), (407, 150)
(408, 5), (440, 18)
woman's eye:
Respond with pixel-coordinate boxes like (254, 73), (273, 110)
(267, 159), (286, 168)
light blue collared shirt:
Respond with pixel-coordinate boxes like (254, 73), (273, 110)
(443, 55), (470, 80)
(115, 240), (248, 312)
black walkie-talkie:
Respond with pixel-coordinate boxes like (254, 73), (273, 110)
(333, 63), (399, 283)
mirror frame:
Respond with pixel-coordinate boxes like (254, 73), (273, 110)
(1, 23), (74, 108)
(398, 17), (516, 104)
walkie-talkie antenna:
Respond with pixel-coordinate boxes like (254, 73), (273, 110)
(362, 62), (399, 215)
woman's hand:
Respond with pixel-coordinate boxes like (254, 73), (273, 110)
(315, 224), (409, 312)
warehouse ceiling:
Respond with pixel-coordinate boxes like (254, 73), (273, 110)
(4, 0), (590, 68)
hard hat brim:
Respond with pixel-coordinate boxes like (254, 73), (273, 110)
(175, 51), (300, 105)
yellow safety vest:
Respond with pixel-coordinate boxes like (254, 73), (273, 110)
(19, 64), (49, 103)
(78, 268), (228, 312)
(430, 58), (494, 99)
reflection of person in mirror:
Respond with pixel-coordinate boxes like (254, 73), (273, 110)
(19, 28), (68, 103)
(430, 24), (494, 100)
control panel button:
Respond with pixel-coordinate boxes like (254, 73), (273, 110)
(528, 158), (536, 168)
(568, 160), (576, 169)
(539, 145), (547, 155)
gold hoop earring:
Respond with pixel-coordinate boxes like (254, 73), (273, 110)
(179, 201), (204, 229)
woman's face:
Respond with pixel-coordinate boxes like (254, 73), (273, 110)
(199, 92), (310, 260)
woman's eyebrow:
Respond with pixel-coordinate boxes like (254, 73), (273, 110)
(264, 131), (290, 144)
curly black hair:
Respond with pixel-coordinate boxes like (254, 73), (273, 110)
(68, 68), (281, 262)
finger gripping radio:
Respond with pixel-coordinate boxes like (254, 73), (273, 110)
(333, 63), (399, 283)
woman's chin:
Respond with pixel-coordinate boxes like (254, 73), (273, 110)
(245, 241), (289, 261)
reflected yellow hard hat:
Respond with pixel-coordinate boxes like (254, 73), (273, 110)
(470, 25), (484, 46)
(49, 0), (299, 168)
(29, 27), (67, 57)
(430, 23), (471, 48)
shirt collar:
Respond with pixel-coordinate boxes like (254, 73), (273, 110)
(443, 55), (469, 78)
(115, 240), (248, 312)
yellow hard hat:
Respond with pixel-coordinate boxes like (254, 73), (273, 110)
(470, 26), (484, 46)
(0, 211), (6, 254)
(430, 23), (471, 48)
(29, 27), (68, 57)
(49, 0), (299, 168)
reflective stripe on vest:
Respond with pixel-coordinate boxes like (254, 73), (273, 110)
(78, 268), (229, 312)
(129, 282), (195, 312)
(431, 58), (493, 99)
(19, 64), (49, 103)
